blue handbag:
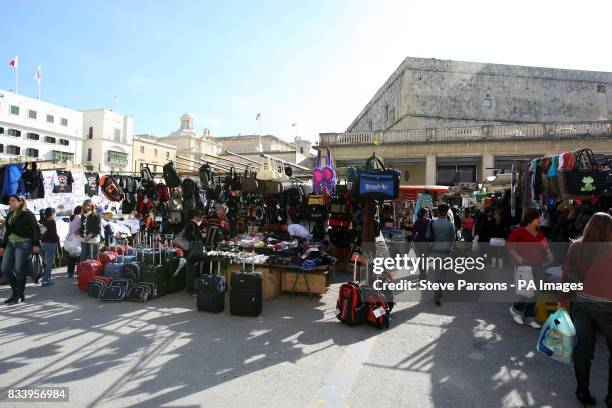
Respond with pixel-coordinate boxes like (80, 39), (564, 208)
(351, 155), (400, 200)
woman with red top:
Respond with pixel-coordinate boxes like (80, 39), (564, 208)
(461, 210), (475, 242)
(506, 209), (554, 328)
(560, 212), (612, 407)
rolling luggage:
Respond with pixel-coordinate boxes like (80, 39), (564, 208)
(98, 251), (118, 267)
(124, 262), (145, 281)
(77, 259), (103, 291)
(139, 281), (157, 300)
(99, 285), (125, 302)
(336, 253), (364, 326)
(116, 255), (137, 264)
(108, 245), (134, 256)
(103, 262), (125, 279)
(125, 284), (150, 302)
(88, 280), (108, 299)
(197, 261), (226, 313)
(230, 267), (262, 317)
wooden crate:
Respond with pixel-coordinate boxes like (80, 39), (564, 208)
(281, 269), (329, 294)
(222, 262), (281, 300)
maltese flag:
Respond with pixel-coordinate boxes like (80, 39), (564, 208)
(256, 112), (261, 121)
(34, 65), (41, 83)
(9, 56), (18, 67)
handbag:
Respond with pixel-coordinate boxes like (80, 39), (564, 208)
(514, 265), (535, 298)
(172, 229), (192, 251)
(562, 149), (607, 196)
(351, 155), (400, 201)
(240, 166), (259, 193)
(28, 254), (43, 283)
(228, 167), (242, 192)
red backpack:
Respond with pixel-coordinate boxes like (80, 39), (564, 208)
(157, 183), (170, 203)
(336, 282), (363, 325)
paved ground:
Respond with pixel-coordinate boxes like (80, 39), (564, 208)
(0, 268), (608, 408)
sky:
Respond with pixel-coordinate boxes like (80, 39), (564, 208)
(2, 0), (612, 144)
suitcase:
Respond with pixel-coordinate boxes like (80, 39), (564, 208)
(124, 262), (145, 281)
(116, 255), (137, 264)
(197, 261), (226, 313)
(336, 254), (365, 326)
(99, 285), (125, 302)
(88, 280), (108, 299)
(110, 278), (133, 294)
(125, 284), (150, 302)
(103, 262), (125, 279)
(230, 270), (262, 316)
(98, 251), (118, 267)
(108, 245), (135, 256)
(139, 281), (157, 300)
(77, 259), (103, 291)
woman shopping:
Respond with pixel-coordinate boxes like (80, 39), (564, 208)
(183, 209), (205, 296)
(560, 212), (612, 407)
(80, 200), (101, 261)
(0, 196), (41, 305)
(65, 205), (82, 278)
(40, 208), (60, 287)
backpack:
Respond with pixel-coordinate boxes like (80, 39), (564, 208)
(99, 175), (125, 202)
(199, 164), (214, 190)
(181, 178), (197, 199)
(163, 161), (181, 188)
(136, 195), (153, 215)
(141, 166), (154, 189)
(359, 285), (391, 329)
(157, 183), (170, 202)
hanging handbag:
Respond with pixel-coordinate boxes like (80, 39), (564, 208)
(172, 229), (192, 251)
(228, 167), (242, 191)
(351, 155), (400, 201)
(562, 149), (607, 196)
(99, 175), (125, 202)
(240, 166), (259, 193)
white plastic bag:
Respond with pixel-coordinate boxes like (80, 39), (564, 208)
(471, 236), (479, 252)
(515, 265), (535, 298)
(64, 234), (82, 257)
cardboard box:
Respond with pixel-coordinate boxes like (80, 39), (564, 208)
(281, 269), (329, 294)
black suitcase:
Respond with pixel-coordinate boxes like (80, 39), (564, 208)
(230, 271), (262, 316)
(125, 284), (150, 302)
(197, 261), (226, 313)
(99, 285), (125, 302)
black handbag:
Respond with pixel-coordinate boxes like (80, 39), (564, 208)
(350, 155), (400, 201)
(562, 149), (607, 196)
(240, 167), (259, 193)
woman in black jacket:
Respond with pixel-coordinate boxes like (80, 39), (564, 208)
(40, 207), (60, 287)
(183, 209), (204, 296)
(0, 195), (41, 304)
(79, 200), (101, 260)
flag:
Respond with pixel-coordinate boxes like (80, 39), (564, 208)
(113, 95), (119, 102)
(256, 112), (261, 121)
(34, 65), (41, 83)
(291, 123), (297, 127)
(9, 56), (18, 67)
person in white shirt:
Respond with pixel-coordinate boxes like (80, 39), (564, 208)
(283, 223), (312, 240)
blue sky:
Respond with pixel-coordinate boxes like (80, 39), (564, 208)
(2, 0), (611, 143)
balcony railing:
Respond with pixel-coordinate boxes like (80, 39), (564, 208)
(319, 121), (612, 146)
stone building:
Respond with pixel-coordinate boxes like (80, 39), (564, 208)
(162, 113), (222, 170)
(347, 57), (612, 133)
(322, 57), (612, 186)
(132, 134), (177, 173)
(82, 108), (133, 172)
(215, 134), (312, 167)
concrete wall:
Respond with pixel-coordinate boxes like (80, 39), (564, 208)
(82, 109), (133, 172)
(347, 57), (612, 132)
(133, 135), (177, 173)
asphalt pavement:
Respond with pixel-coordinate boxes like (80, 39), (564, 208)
(0, 268), (608, 408)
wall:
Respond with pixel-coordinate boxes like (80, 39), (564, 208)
(347, 57), (612, 132)
(82, 109), (133, 172)
(133, 136), (177, 172)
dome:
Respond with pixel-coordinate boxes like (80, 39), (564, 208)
(181, 112), (194, 120)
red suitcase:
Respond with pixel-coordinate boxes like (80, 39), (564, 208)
(77, 259), (103, 291)
(108, 245), (132, 255)
(98, 251), (118, 267)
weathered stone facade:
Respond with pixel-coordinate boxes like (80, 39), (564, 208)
(347, 57), (612, 132)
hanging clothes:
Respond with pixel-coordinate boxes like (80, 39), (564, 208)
(547, 155), (559, 178)
(52, 170), (74, 193)
(71, 170), (86, 197)
(413, 192), (434, 221)
(84, 172), (100, 197)
(1, 164), (26, 202)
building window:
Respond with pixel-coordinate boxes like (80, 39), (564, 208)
(28, 109), (37, 119)
(368, 120), (373, 131)
(0, 144), (3, 153)
(87, 148), (92, 161)
(88, 127), (93, 139)
(59, 139), (69, 146)
(404, 169), (410, 182)
(6, 145), (20, 155)
(597, 85), (606, 93)
(44, 136), (56, 144)
(140, 146), (145, 153)
(60, 118), (68, 126)
(154, 149), (158, 157)
(108, 150), (128, 165)
(114, 128), (121, 142)
(483, 97), (493, 109)
(390, 108), (396, 124)
(46, 114), (54, 123)
(52, 151), (74, 163)
(9, 105), (19, 115)
(166, 151), (170, 159)
(384, 104), (389, 123)
(300, 147), (304, 154)
(0, 127), (3, 134)
(26, 148), (39, 158)
(7, 129), (21, 137)
(26, 132), (40, 141)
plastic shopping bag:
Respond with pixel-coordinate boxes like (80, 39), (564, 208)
(515, 265), (535, 298)
(64, 234), (82, 257)
(471, 236), (479, 252)
(536, 308), (576, 364)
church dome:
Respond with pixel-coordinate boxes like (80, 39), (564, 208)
(181, 112), (194, 121)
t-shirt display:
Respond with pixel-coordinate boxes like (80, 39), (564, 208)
(53, 170), (74, 193)
(84, 172), (100, 197)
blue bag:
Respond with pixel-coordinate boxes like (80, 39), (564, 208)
(103, 263), (126, 279)
(351, 155), (400, 201)
(116, 255), (137, 264)
(536, 308), (576, 364)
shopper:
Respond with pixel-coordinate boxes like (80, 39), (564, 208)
(0, 196), (41, 305)
(80, 200), (101, 261)
(425, 204), (456, 306)
(183, 209), (204, 296)
(209, 204), (230, 241)
(506, 209), (553, 329)
(461, 210), (476, 242)
(560, 212), (612, 406)
(476, 208), (507, 268)
(40, 208), (60, 287)
(412, 208), (431, 242)
(65, 205), (82, 278)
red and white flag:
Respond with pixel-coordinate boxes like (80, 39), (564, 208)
(9, 56), (18, 67)
(256, 112), (261, 121)
(34, 65), (41, 83)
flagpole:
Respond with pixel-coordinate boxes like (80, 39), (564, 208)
(15, 65), (19, 95)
